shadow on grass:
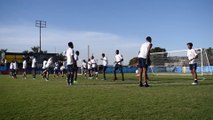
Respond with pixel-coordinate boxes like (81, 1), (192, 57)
(74, 80), (213, 87)
(75, 80), (138, 86)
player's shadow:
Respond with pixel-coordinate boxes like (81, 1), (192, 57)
(199, 82), (213, 86)
(76, 81), (138, 86)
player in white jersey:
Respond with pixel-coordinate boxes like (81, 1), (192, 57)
(114, 50), (124, 81)
(73, 50), (79, 82)
(60, 61), (66, 78)
(22, 58), (27, 79)
(53, 61), (60, 78)
(13, 60), (18, 79)
(187, 42), (198, 85)
(10, 60), (17, 79)
(82, 59), (87, 77)
(101, 53), (108, 80)
(44, 57), (53, 81)
(41, 58), (47, 78)
(138, 36), (152, 87)
(9, 61), (13, 78)
(91, 56), (98, 79)
(87, 59), (92, 78)
(31, 56), (37, 79)
(66, 42), (75, 86)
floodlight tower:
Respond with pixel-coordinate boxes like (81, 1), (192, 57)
(35, 20), (46, 53)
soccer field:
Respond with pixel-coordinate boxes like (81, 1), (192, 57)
(0, 74), (213, 120)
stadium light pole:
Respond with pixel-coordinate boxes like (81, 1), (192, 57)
(35, 20), (47, 53)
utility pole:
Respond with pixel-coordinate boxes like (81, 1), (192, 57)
(35, 20), (46, 53)
(88, 45), (90, 60)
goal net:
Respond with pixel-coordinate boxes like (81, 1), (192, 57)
(149, 48), (213, 76)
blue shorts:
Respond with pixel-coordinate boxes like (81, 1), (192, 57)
(23, 68), (27, 73)
(114, 64), (123, 72)
(32, 68), (36, 71)
(73, 64), (78, 71)
(103, 66), (107, 72)
(189, 63), (197, 71)
(46, 67), (50, 72)
(11, 69), (15, 73)
(138, 58), (147, 68)
(67, 65), (74, 73)
(42, 68), (46, 72)
(54, 69), (59, 73)
(92, 67), (97, 72)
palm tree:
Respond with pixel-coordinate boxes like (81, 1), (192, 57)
(22, 50), (29, 54)
(0, 49), (7, 64)
(31, 46), (39, 53)
(0, 49), (7, 53)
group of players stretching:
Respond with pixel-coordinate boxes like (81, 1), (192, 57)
(65, 36), (198, 87)
(8, 36), (199, 87)
(65, 42), (125, 86)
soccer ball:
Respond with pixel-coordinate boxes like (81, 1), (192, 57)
(135, 70), (139, 74)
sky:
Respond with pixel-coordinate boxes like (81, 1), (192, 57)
(0, 0), (212, 65)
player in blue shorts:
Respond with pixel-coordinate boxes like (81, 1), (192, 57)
(187, 42), (198, 85)
(66, 42), (75, 86)
(73, 50), (80, 82)
(138, 36), (152, 87)
(101, 53), (108, 80)
(114, 50), (124, 81)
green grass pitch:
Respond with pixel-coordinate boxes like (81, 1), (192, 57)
(0, 73), (213, 120)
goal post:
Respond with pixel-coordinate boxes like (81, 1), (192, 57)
(149, 48), (213, 76)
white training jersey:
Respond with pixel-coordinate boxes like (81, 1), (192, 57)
(102, 57), (108, 66)
(46, 58), (52, 68)
(115, 54), (123, 65)
(187, 49), (198, 64)
(82, 61), (87, 68)
(60, 61), (66, 71)
(87, 61), (92, 69)
(54, 62), (59, 70)
(91, 59), (96, 68)
(31, 58), (36, 68)
(63, 61), (66, 67)
(23, 60), (27, 69)
(42, 60), (47, 69)
(60, 66), (65, 71)
(10, 62), (13, 69)
(74, 54), (78, 61)
(66, 48), (74, 65)
(138, 41), (151, 59)
(13, 62), (17, 70)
